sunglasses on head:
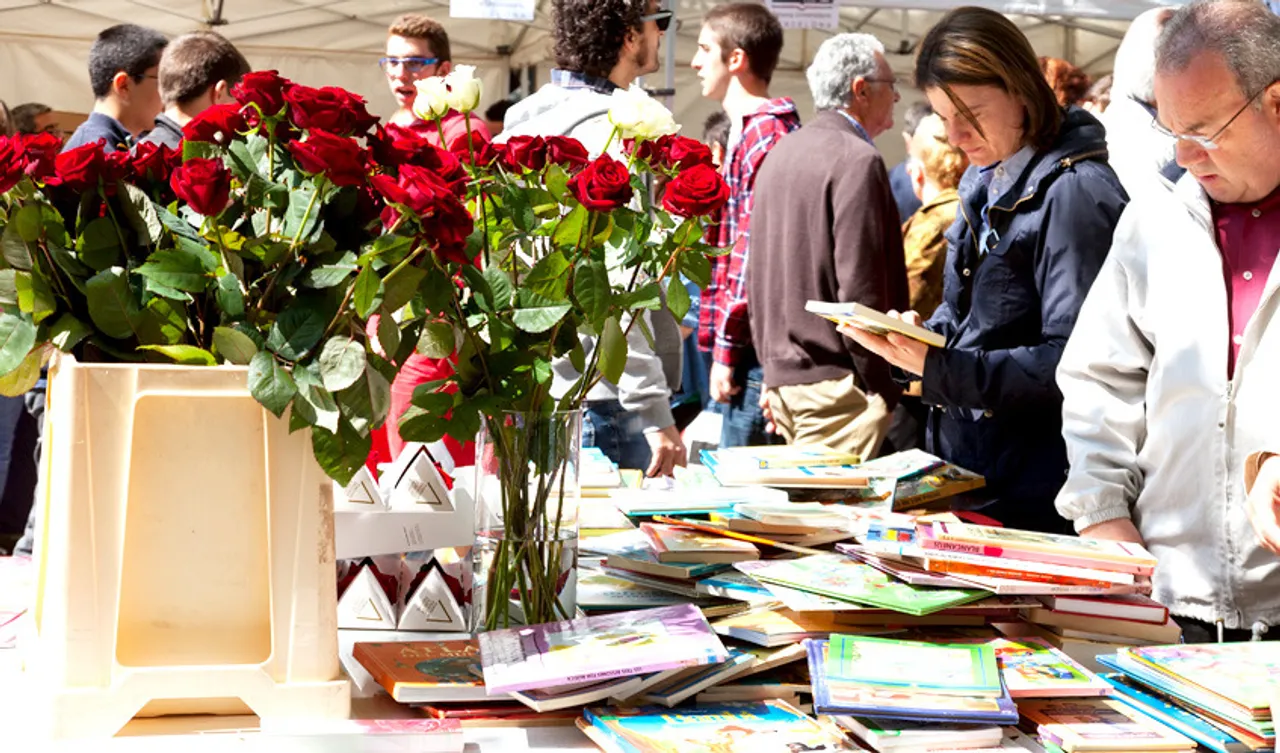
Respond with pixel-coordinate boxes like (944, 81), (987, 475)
(641, 9), (675, 32)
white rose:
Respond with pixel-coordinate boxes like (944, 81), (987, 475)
(412, 76), (452, 120)
(444, 65), (482, 114)
(607, 86), (679, 141)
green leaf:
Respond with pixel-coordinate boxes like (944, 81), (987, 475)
(119, 182), (162, 246)
(14, 270), (55, 324)
(183, 140), (221, 160)
(48, 313), (91, 351)
(482, 265), (514, 309)
(77, 217), (123, 271)
(552, 204), (589, 249)
(248, 350), (297, 418)
(136, 248), (211, 292)
(266, 300), (327, 361)
(143, 277), (194, 302)
(417, 320), (456, 358)
(376, 312), (401, 358)
(667, 277), (691, 323)
(216, 274), (245, 320)
(512, 294), (571, 334)
(420, 267), (455, 314)
(136, 297), (187, 345)
(138, 344), (217, 366)
(568, 338), (586, 373)
(0, 270), (16, 306)
(381, 266), (426, 315)
(318, 336), (366, 392)
(545, 164), (570, 203)
(212, 326), (258, 365)
(2, 222), (32, 270)
(573, 259), (610, 328)
(397, 405), (448, 444)
(14, 204), (41, 243)
(353, 266), (382, 319)
(157, 205), (201, 242)
(336, 367), (391, 433)
(282, 184), (322, 244)
(597, 316), (627, 385)
(244, 173), (290, 211)
(524, 251), (572, 300)
(0, 310), (37, 376)
(357, 234), (413, 266)
(0, 344), (48, 396)
(300, 255), (356, 289)
(488, 316), (513, 351)
(623, 281), (663, 311)
(292, 364), (340, 433)
(85, 268), (140, 340)
(682, 250), (712, 289)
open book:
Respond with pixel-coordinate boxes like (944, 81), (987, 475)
(806, 300), (945, 348)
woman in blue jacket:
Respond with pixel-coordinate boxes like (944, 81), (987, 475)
(843, 7), (1127, 534)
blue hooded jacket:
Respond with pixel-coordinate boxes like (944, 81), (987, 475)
(917, 106), (1128, 533)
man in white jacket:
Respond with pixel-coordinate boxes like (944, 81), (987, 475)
(1057, 0), (1280, 643)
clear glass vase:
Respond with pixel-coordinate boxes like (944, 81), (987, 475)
(470, 409), (581, 633)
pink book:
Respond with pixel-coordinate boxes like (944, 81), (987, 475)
(1043, 594), (1169, 625)
(924, 523), (1155, 576)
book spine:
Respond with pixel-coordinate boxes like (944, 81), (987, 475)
(893, 478), (986, 511)
(932, 525), (1155, 569)
(917, 549), (1135, 584)
(925, 560), (1124, 589)
(921, 538), (1153, 576)
(1049, 597), (1168, 623)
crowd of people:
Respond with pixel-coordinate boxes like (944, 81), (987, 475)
(1, 0), (1280, 645)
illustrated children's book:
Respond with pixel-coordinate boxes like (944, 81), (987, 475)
(710, 605), (847, 647)
(1018, 697), (1196, 751)
(827, 634), (1004, 697)
(746, 553), (988, 615)
(1117, 642), (1280, 716)
(584, 699), (855, 752)
(701, 449), (874, 489)
(805, 300), (947, 348)
(832, 715), (1004, 752)
(353, 639), (489, 703)
(639, 522), (760, 564)
(930, 522), (1158, 571)
(891, 464), (987, 511)
(477, 603), (729, 694)
(711, 444), (862, 470)
(1100, 673), (1250, 753)
(964, 637), (1111, 698)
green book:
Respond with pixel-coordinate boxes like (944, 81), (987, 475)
(827, 634), (1003, 697)
(745, 553), (987, 616)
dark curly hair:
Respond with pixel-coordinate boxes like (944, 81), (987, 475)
(552, 0), (648, 79)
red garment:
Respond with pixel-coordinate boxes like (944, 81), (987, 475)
(695, 98), (801, 367)
(404, 109), (491, 149)
(1212, 186), (1280, 375)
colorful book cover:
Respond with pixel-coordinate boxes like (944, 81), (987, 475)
(584, 699), (854, 753)
(639, 522), (759, 564)
(1018, 697), (1196, 751)
(1122, 642), (1280, 714)
(850, 448), (948, 480)
(923, 536), (1155, 577)
(931, 522), (1157, 568)
(701, 449), (873, 489)
(477, 603), (729, 694)
(806, 639), (1019, 725)
(694, 569), (775, 603)
(969, 637), (1112, 698)
(1094, 654), (1272, 737)
(832, 715), (1004, 752)
(639, 648), (757, 707)
(1101, 673), (1250, 753)
(827, 634), (1004, 697)
(746, 553), (988, 615)
(710, 605), (844, 647)
(892, 464), (986, 511)
(577, 568), (686, 611)
(600, 534), (728, 581)
(712, 444), (862, 470)
(352, 639), (488, 703)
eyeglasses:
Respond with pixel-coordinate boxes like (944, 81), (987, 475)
(379, 56), (440, 74)
(1150, 82), (1275, 151)
(864, 77), (898, 92)
(641, 9), (676, 32)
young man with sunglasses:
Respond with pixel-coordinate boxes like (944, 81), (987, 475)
(502, 0), (688, 479)
(1057, 0), (1280, 643)
(382, 14), (490, 148)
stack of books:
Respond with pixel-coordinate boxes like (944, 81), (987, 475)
(1019, 595), (1181, 672)
(1018, 698), (1195, 752)
(578, 699), (854, 752)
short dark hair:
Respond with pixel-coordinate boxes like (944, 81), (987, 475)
(88, 24), (168, 100)
(903, 101), (934, 137)
(703, 3), (784, 84)
(552, 0), (647, 79)
(159, 32), (250, 106)
(484, 99), (514, 123)
(702, 110), (730, 152)
(915, 7), (1062, 150)
(11, 102), (51, 135)
(388, 14), (452, 62)
(1157, 0), (1280, 101)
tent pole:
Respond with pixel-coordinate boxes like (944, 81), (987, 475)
(664, 0), (677, 112)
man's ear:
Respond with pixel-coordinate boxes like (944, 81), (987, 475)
(212, 80), (231, 105)
(112, 71), (132, 101)
(437, 60), (453, 77)
(726, 48), (747, 76)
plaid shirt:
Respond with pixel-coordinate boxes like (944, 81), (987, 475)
(549, 68), (620, 95)
(697, 98), (801, 366)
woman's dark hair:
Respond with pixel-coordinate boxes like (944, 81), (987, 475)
(915, 7), (1062, 150)
(552, 0), (648, 80)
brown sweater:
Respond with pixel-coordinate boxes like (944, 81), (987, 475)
(901, 188), (960, 321)
(747, 110), (908, 401)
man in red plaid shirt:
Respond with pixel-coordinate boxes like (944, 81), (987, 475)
(691, 3), (800, 447)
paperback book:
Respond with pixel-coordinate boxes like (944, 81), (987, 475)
(1101, 673), (1250, 753)
(639, 522), (760, 564)
(805, 300), (946, 347)
(892, 464), (987, 511)
(712, 444), (862, 470)
(971, 637), (1112, 698)
(1018, 697), (1196, 752)
(583, 700), (855, 753)
(1118, 642), (1280, 716)
(352, 639), (489, 703)
(746, 553), (988, 615)
(701, 449), (873, 489)
(930, 522), (1158, 571)
(831, 715), (1004, 752)
(827, 634), (1004, 697)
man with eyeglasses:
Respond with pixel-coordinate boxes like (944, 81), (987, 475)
(382, 14), (490, 149)
(1057, 0), (1280, 644)
(63, 24), (168, 153)
(502, 0), (688, 479)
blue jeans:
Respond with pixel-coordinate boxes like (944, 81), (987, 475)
(583, 400), (653, 471)
(716, 355), (775, 449)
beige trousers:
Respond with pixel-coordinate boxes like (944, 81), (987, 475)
(767, 374), (892, 461)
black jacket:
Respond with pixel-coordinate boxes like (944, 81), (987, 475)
(917, 107), (1128, 533)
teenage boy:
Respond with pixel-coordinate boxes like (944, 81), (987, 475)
(382, 14), (489, 147)
(138, 31), (251, 150)
(690, 2), (799, 448)
(64, 24), (168, 153)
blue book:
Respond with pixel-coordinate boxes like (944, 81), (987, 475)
(584, 700), (850, 752)
(805, 639), (1018, 725)
(1100, 673), (1249, 753)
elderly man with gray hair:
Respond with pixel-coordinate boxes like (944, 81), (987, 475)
(747, 33), (908, 459)
(1058, 0), (1280, 643)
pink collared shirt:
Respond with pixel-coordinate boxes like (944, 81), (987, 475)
(1212, 186), (1280, 375)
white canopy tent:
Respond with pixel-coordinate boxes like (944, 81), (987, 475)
(0, 0), (1181, 160)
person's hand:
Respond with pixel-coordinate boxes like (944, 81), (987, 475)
(837, 310), (930, 377)
(1079, 517), (1145, 545)
(645, 425), (688, 477)
(709, 362), (740, 403)
(1247, 454), (1280, 554)
(759, 386), (777, 434)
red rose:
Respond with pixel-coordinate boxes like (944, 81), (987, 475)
(430, 200), (475, 267)
(233, 70), (291, 119)
(183, 104), (247, 145)
(543, 136), (590, 170)
(131, 141), (178, 184)
(0, 138), (25, 194)
(368, 124), (428, 167)
(624, 135), (672, 165)
(16, 132), (62, 181)
(448, 135), (500, 167)
(284, 85), (377, 136)
(170, 157), (232, 217)
(662, 163), (730, 218)
(567, 155), (633, 212)
(287, 130), (369, 187)
(372, 165), (474, 265)
(103, 150), (133, 185)
(664, 136), (714, 170)
(502, 135), (547, 171)
(52, 141), (106, 191)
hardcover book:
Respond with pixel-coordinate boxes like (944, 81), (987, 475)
(639, 522), (760, 564)
(1101, 673), (1250, 753)
(1018, 697), (1196, 751)
(827, 634), (1004, 697)
(746, 553), (988, 615)
(584, 700), (855, 752)
(1043, 595), (1168, 623)
(805, 300), (946, 347)
(476, 603), (729, 694)
(931, 522), (1158, 570)
(892, 464), (987, 511)
(710, 605), (846, 647)
(969, 637), (1112, 698)
(1119, 642), (1280, 714)
(353, 639), (489, 703)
